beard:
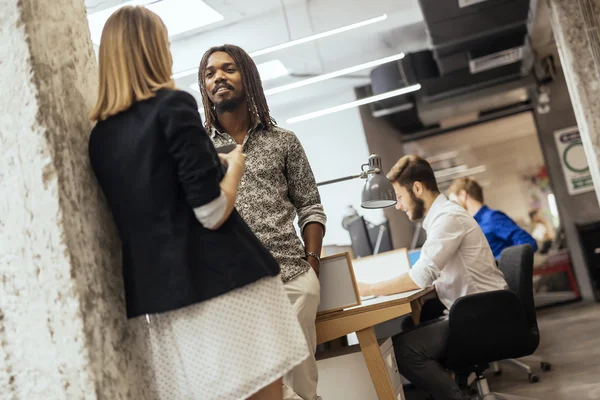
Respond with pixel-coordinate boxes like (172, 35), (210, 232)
(214, 97), (243, 114)
(214, 92), (245, 114)
(408, 188), (426, 221)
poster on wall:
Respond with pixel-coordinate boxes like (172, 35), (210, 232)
(554, 126), (594, 195)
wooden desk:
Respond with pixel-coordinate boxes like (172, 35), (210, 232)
(316, 287), (435, 400)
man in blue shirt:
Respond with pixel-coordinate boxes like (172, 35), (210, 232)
(448, 177), (538, 258)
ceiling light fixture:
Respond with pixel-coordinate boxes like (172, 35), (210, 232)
(436, 165), (487, 183)
(171, 13), (388, 80)
(254, 59), (289, 81)
(190, 53), (405, 97)
(87, 0), (223, 45)
(286, 84), (421, 124)
(249, 14), (388, 57)
(265, 53), (404, 95)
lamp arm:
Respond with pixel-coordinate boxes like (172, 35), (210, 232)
(317, 172), (367, 186)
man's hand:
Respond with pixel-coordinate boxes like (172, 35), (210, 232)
(306, 256), (319, 277)
(302, 222), (324, 278)
(358, 273), (421, 298)
(358, 281), (374, 297)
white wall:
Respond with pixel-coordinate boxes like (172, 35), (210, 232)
(275, 89), (385, 245)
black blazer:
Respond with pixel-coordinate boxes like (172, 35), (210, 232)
(89, 89), (280, 318)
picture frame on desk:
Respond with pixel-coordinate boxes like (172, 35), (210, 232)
(317, 252), (362, 315)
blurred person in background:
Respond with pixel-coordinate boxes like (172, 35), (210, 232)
(530, 209), (556, 254)
(448, 177), (538, 259)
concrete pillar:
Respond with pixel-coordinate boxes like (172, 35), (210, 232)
(532, 67), (598, 301)
(546, 0), (600, 208)
(0, 1), (151, 398)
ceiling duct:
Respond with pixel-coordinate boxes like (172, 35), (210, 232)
(418, 0), (532, 75)
(365, 0), (537, 136)
(417, 77), (533, 126)
(368, 51), (533, 134)
(368, 51), (439, 133)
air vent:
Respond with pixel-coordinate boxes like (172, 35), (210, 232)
(458, 0), (491, 8)
(469, 46), (524, 74)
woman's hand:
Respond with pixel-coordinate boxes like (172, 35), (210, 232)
(210, 145), (246, 230)
(218, 145), (246, 172)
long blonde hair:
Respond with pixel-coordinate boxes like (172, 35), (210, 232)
(90, 6), (175, 121)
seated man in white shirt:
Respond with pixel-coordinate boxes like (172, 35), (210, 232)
(358, 155), (507, 400)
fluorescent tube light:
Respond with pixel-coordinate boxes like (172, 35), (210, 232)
(436, 165), (487, 183)
(171, 13), (387, 79)
(286, 84), (421, 124)
(190, 53), (404, 97)
(256, 59), (289, 81)
(264, 53), (404, 95)
(249, 14), (388, 57)
(434, 165), (468, 179)
(88, 0), (223, 45)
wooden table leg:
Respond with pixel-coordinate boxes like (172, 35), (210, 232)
(356, 327), (396, 400)
(410, 298), (423, 325)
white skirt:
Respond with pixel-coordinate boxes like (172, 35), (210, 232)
(131, 276), (310, 400)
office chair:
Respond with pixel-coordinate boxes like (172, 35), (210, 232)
(444, 244), (540, 399)
(491, 356), (551, 384)
(493, 241), (555, 383)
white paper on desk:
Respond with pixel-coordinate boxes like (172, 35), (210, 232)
(359, 289), (423, 306)
(352, 248), (411, 284)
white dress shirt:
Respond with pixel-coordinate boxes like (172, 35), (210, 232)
(409, 194), (508, 310)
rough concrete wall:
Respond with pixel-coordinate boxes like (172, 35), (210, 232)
(547, 0), (600, 210)
(532, 66), (599, 301)
(545, 0), (600, 301)
(0, 0), (151, 398)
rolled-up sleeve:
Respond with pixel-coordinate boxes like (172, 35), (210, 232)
(285, 133), (327, 233)
(193, 191), (227, 229)
(160, 90), (221, 208)
(409, 215), (465, 288)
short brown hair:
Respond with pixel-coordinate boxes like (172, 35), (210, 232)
(387, 155), (439, 192)
(447, 177), (484, 203)
(90, 6), (175, 121)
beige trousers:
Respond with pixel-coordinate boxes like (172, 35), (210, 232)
(282, 269), (323, 400)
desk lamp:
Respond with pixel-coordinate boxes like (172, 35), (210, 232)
(317, 154), (397, 209)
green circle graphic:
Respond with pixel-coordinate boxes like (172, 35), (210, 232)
(563, 142), (589, 173)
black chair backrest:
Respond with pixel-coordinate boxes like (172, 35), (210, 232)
(498, 244), (539, 338)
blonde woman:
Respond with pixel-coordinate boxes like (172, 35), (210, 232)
(88, 6), (308, 400)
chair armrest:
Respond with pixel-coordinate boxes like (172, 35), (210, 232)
(445, 290), (537, 369)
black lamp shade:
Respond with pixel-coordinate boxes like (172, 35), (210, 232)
(361, 173), (397, 209)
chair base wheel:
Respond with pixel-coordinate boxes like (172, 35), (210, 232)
(541, 362), (552, 372)
(494, 369), (503, 376)
(468, 386), (479, 396)
(528, 374), (540, 383)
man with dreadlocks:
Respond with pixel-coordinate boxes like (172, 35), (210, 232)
(198, 44), (327, 400)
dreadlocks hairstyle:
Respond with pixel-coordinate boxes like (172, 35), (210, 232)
(197, 44), (276, 131)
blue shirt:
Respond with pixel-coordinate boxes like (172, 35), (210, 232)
(473, 205), (538, 259)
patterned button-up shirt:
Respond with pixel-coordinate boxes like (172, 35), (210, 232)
(211, 124), (327, 283)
